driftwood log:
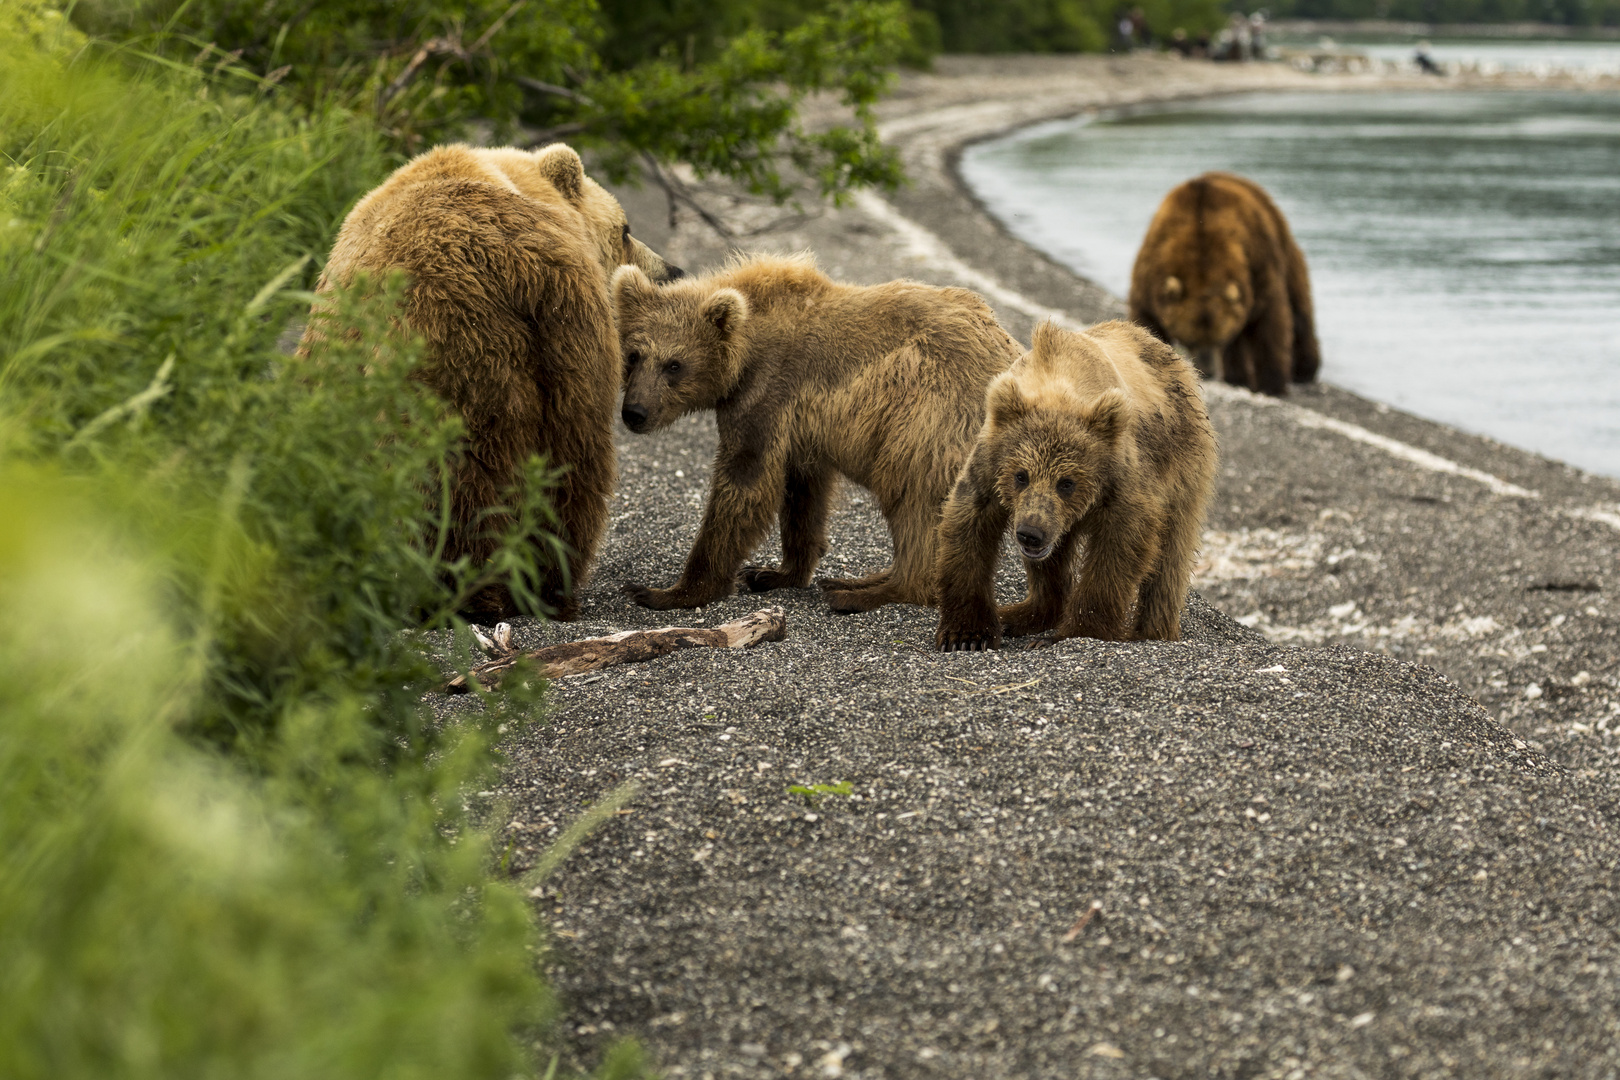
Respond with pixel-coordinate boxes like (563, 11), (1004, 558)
(445, 606), (787, 693)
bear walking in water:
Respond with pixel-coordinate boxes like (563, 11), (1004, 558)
(302, 143), (682, 620)
(934, 320), (1216, 651)
(1129, 171), (1319, 396)
(612, 253), (1024, 614)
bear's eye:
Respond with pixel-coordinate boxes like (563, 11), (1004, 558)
(626, 350), (642, 368)
(1057, 478), (1077, 496)
(1013, 470), (1029, 489)
(664, 360), (682, 376)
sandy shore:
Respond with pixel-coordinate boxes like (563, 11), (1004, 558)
(457, 56), (1620, 1079)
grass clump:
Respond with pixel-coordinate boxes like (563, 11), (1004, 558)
(0, 9), (628, 1077)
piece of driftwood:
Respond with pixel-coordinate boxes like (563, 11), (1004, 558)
(445, 606), (787, 693)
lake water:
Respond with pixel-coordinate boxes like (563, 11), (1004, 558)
(959, 89), (1620, 478)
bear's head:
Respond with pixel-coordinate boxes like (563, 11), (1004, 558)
(1150, 248), (1250, 365)
(611, 266), (750, 433)
(983, 327), (1129, 562)
(528, 144), (683, 285)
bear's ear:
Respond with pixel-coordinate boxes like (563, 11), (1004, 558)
(611, 264), (656, 316)
(700, 288), (749, 339)
(1162, 276), (1183, 300)
(1084, 388), (1127, 444)
(535, 143), (586, 203)
(986, 371), (1032, 427)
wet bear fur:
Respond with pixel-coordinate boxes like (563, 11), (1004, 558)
(612, 253), (1024, 614)
(934, 319), (1217, 650)
(302, 143), (680, 620)
(1129, 171), (1319, 396)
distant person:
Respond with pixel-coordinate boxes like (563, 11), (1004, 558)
(1130, 6), (1153, 47)
(1248, 12), (1268, 59)
(1414, 41), (1444, 75)
(1170, 27), (1194, 57)
(1117, 11), (1136, 51)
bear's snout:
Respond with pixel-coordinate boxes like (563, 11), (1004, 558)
(1015, 523), (1052, 560)
(621, 402), (650, 432)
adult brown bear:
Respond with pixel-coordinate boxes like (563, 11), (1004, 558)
(1129, 172), (1319, 396)
(302, 144), (681, 620)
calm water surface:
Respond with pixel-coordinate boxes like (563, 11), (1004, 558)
(959, 90), (1620, 477)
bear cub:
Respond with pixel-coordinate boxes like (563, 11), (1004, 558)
(1129, 171), (1319, 396)
(934, 320), (1216, 651)
(612, 253), (1024, 614)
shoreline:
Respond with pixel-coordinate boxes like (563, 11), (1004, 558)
(511, 55), (1620, 1077)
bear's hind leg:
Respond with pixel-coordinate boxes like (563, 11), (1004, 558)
(1000, 531), (1078, 637)
(824, 495), (937, 613)
(742, 466), (835, 593)
(1133, 507), (1201, 641)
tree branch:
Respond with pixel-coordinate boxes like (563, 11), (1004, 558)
(444, 606), (787, 692)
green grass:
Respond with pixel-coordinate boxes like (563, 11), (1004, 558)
(0, 9), (629, 1077)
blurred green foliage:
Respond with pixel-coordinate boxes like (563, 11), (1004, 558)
(0, 8), (634, 1077)
(78, 0), (916, 201)
(910, 0), (1227, 52)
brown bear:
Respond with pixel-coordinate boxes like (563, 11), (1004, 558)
(302, 143), (681, 620)
(611, 253), (1024, 613)
(934, 319), (1217, 651)
(1128, 171), (1319, 396)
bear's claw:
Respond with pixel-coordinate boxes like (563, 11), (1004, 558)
(624, 582), (701, 610)
(740, 565), (805, 593)
(933, 627), (1000, 652)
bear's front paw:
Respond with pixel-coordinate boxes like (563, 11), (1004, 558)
(624, 582), (703, 610)
(934, 620), (1001, 653)
(740, 564), (803, 593)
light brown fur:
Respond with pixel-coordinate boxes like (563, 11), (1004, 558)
(934, 320), (1217, 650)
(301, 143), (680, 620)
(612, 253), (1024, 613)
(1129, 172), (1319, 396)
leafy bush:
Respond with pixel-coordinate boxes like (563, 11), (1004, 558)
(76, 0), (916, 201)
(910, 0), (1226, 52)
(0, 468), (558, 1080)
(0, 12), (632, 1077)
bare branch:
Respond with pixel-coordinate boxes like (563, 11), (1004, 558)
(641, 151), (735, 239)
(445, 607), (787, 693)
(515, 75), (595, 106)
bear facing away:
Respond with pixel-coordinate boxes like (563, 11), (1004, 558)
(303, 143), (681, 620)
(934, 320), (1217, 651)
(1129, 171), (1319, 397)
(612, 254), (1024, 613)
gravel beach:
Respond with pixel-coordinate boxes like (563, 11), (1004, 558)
(437, 54), (1620, 1078)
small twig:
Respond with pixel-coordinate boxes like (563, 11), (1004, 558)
(378, 35), (455, 111)
(515, 75), (595, 106)
(469, 0), (525, 52)
(641, 151), (735, 239)
(1061, 901), (1104, 943)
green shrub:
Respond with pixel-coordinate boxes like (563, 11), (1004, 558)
(0, 15), (629, 1077)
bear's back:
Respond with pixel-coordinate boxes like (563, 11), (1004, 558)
(1027, 320), (1199, 424)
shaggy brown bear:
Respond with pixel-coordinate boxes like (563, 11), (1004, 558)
(1128, 171), (1319, 396)
(303, 143), (681, 620)
(612, 253), (1024, 613)
(934, 320), (1216, 651)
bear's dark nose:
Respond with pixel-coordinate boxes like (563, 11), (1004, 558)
(663, 262), (686, 280)
(1015, 524), (1046, 550)
(621, 403), (649, 431)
